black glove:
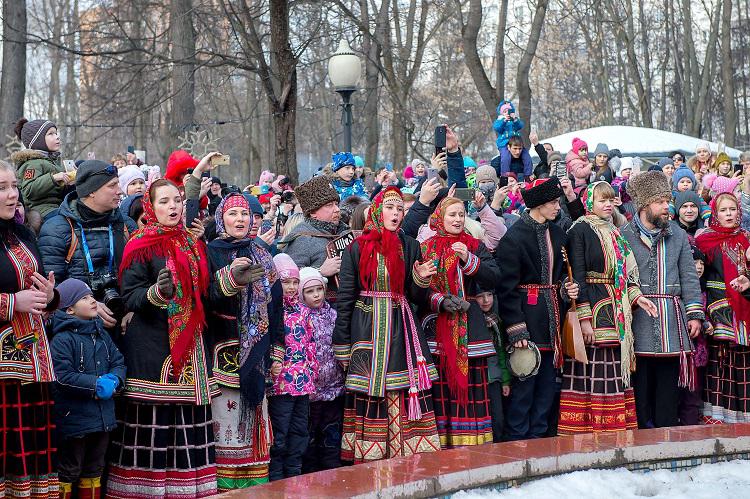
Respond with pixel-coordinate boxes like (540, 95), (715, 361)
(156, 268), (174, 298)
(248, 264), (265, 284)
(440, 294), (462, 313)
(230, 260), (252, 286)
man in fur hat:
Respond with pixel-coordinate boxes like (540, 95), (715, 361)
(494, 177), (579, 440)
(278, 175), (349, 303)
(621, 170), (704, 428)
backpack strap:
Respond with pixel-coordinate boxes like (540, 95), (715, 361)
(65, 217), (78, 264)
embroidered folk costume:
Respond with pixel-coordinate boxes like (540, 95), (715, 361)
(333, 187), (441, 463)
(0, 217), (58, 498)
(558, 182), (640, 434)
(108, 183), (236, 498)
(696, 193), (750, 423)
(421, 198), (501, 447)
(206, 194), (280, 489)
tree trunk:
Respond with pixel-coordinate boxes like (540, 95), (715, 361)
(268, 0), (298, 182)
(63, 0), (80, 154)
(459, 0), (500, 122)
(689, 0), (722, 136)
(721, 0), (737, 145)
(0, 0), (27, 156)
(361, 0), (383, 170)
(495, 0), (509, 100)
(168, 0), (196, 149)
(516, 0), (549, 145)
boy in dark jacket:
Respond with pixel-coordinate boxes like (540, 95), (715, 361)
(50, 278), (126, 499)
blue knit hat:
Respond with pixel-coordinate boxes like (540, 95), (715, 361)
(672, 165), (696, 190)
(241, 193), (264, 216)
(354, 155), (365, 168)
(332, 152), (356, 172)
(57, 278), (93, 310)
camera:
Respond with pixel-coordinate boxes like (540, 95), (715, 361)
(89, 273), (124, 320)
(281, 190), (295, 203)
(278, 176), (290, 187)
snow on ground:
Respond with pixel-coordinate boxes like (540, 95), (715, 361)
(452, 459), (750, 499)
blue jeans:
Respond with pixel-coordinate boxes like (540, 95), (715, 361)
(503, 351), (558, 440)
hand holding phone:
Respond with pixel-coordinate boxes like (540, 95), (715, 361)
(426, 167), (438, 181)
(435, 125), (447, 156)
(210, 154), (230, 167)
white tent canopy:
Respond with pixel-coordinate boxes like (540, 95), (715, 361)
(536, 126), (742, 159)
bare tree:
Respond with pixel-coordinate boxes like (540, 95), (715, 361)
(0, 0), (27, 154)
(516, 0), (549, 144)
(721, 0), (737, 144)
(169, 0), (196, 149)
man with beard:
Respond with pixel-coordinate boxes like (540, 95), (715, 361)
(279, 175), (349, 304)
(621, 171), (704, 428)
(673, 190), (704, 238)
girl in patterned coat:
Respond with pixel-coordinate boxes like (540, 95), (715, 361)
(267, 268), (320, 480)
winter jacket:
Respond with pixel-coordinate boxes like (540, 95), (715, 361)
(332, 178), (367, 201)
(37, 192), (135, 286)
(307, 301), (344, 402)
(50, 311), (126, 438)
(12, 149), (70, 218)
(565, 150), (592, 187)
(269, 306), (318, 397)
(496, 147), (533, 180)
(493, 114), (524, 150)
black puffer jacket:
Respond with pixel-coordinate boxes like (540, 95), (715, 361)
(37, 192), (136, 286)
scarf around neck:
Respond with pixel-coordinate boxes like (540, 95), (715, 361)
(306, 217), (346, 235)
(210, 193), (277, 410)
(420, 198), (480, 404)
(576, 182), (638, 384)
(696, 193), (750, 336)
(120, 184), (210, 376)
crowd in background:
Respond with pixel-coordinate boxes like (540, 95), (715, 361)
(3, 106), (750, 499)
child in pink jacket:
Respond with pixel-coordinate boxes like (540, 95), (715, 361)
(566, 137), (592, 189)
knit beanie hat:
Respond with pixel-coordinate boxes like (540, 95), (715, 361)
(464, 156), (478, 168)
(496, 100), (515, 115)
(295, 175), (341, 216)
(258, 170), (275, 185)
(354, 155), (365, 168)
(702, 173), (718, 190)
(298, 267), (327, 301)
(648, 164), (663, 172)
(627, 170), (671, 211)
(615, 157), (633, 177)
(671, 165), (696, 189)
(57, 278), (93, 310)
(475, 165), (499, 184)
(521, 177), (563, 209)
(273, 253), (300, 281)
(241, 193), (264, 216)
(571, 137), (588, 155)
(690, 244), (706, 263)
(76, 160), (118, 198)
(14, 118), (57, 151)
(118, 165), (146, 194)
(403, 165), (415, 180)
(165, 150), (198, 187)
(593, 143), (609, 157)
(658, 157), (674, 170)
(674, 190), (702, 214)
(609, 148), (623, 159)
(695, 141), (711, 154)
(332, 152), (356, 172)
(711, 175), (741, 195)
(714, 152), (732, 170)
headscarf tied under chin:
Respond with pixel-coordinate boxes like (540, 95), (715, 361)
(420, 197), (480, 404)
(120, 182), (210, 376)
(210, 192), (277, 411)
(356, 186), (405, 295)
(577, 181), (638, 386)
(696, 193), (750, 341)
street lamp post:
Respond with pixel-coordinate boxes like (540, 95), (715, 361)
(328, 39), (362, 153)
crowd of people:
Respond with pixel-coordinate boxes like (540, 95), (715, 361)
(2, 107), (750, 498)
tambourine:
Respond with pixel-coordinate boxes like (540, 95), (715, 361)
(507, 341), (541, 380)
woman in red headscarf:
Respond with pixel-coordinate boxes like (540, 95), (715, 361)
(108, 179), (258, 499)
(333, 187), (441, 463)
(696, 192), (750, 424)
(420, 197), (500, 448)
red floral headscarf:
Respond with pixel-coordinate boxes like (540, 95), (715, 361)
(356, 186), (406, 295)
(120, 181), (210, 375)
(420, 197), (480, 404)
(696, 193), (750, 334)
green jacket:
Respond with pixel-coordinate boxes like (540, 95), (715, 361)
(12, 149), (67, 218)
